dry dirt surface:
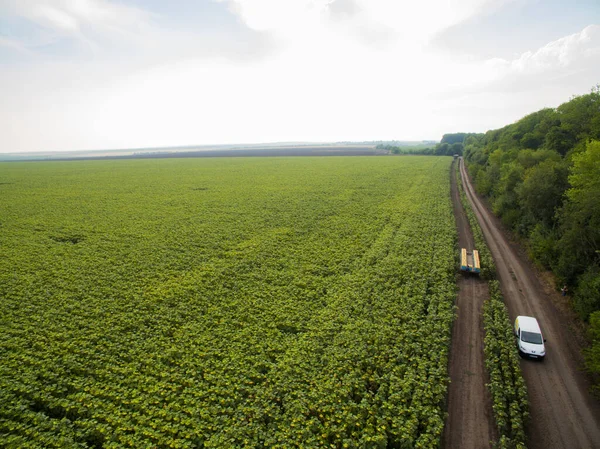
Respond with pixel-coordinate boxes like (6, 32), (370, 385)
(443, 161), (497, 449)
(459, 158), (600, 449)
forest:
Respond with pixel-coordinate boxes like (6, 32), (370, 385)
(377, 133), (478, 156)
(460, 86), (600, 389)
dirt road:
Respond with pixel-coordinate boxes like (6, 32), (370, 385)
(443, 161), (496, 449)
(459, 158), (600, 449)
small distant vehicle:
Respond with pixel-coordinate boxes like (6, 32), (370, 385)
(460, 248), (480, 274)
(453, 154), (459, 159)
(514, 316), (546, 360)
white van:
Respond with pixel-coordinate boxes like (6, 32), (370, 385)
(514, 316), (546, 360)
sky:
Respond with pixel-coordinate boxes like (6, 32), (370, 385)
(0, 0), (599, 153)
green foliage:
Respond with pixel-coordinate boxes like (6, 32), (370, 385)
(516, 159), (568, 227)
(464, 87), (600, 245)
(585, 311), (600, 396)
(433, 142), (448, 155)
(556, 140), (600, 283)
(573, 266), (600, 322)
(437, 134), (481, 156)
(484, 282), (529, 449)
(474, 168), (493, 196)
(463, 86), (600, 391)
(378, 144), (436, 155)
(383, 134), (480, 157)
(0, 157), (457, 448)
(516, 149), (560, 169)
(527, 224), (559, 270)
(440, 133), (476, 146)
(450, 142), (464, 156)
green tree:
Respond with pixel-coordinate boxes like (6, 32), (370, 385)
(517, 159), (568, 227)
(490, 161), (524, 230)
(574, 265), (600, 321)
(516, 148), (560, 169)
(528, 223), (559, 269)
(545, 127), (575, 156)
(450, 142), (464, 155)
(435, 142), (450, 155)
(555, 140), (600, 282)
(585, 310), (600, 394)
(557, 87), (600, 143)
(441, 133), (468, 145)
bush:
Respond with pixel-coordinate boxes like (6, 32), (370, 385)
(574, 265), (600, 321)
(585, 311), (600, 396)
(528, 224), (558, 269)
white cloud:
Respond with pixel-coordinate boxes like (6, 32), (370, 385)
(34, 4), (80, 32)
(477, 24), (600, 92)
(1, 0), (598, 152)
(221, 0), (325, 32)
(6, 0), (152, 29)
(428, 25), (600, 135)
(488, 25), (600, 74)
(0, 36), (33, 54)
(0, 0), (155, 49)
(0, 0), (278, 66)
(221, 0), (518, 44)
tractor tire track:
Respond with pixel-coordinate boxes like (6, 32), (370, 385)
(443, 160), (496, 449)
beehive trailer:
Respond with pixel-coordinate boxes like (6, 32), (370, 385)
(460, 248), (481, 273)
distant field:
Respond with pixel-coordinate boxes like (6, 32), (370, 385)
(0, 157), (456, 448)
(0, 144), (385, 161)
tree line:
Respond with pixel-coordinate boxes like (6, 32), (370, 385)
(461, 86), (600, 390)
(376, 133), (478, 156)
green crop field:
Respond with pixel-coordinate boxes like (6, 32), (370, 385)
(0, 156), (456, 449)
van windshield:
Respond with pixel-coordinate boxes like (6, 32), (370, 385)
(521, 331), (543, 344)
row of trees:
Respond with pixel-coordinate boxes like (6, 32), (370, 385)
(461, 86), (600, 390)
(377, 133), (478, 156)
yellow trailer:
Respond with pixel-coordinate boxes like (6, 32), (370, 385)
(460, 248), (480, 273)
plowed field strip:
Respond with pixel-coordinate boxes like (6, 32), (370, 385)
(443, 160), (496, 449)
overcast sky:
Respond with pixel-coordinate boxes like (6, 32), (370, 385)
(1, 0), (599, 153)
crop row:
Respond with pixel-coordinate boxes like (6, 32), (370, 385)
(455, 161), (529, 449)
(1, 157), (457, 448)
(484, 282), (529, 449)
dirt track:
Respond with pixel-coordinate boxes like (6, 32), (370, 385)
(459, 158), (600, 449)
(443, 161), (496, 449)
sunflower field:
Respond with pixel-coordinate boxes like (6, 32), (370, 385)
(0, 156), (456, 448)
